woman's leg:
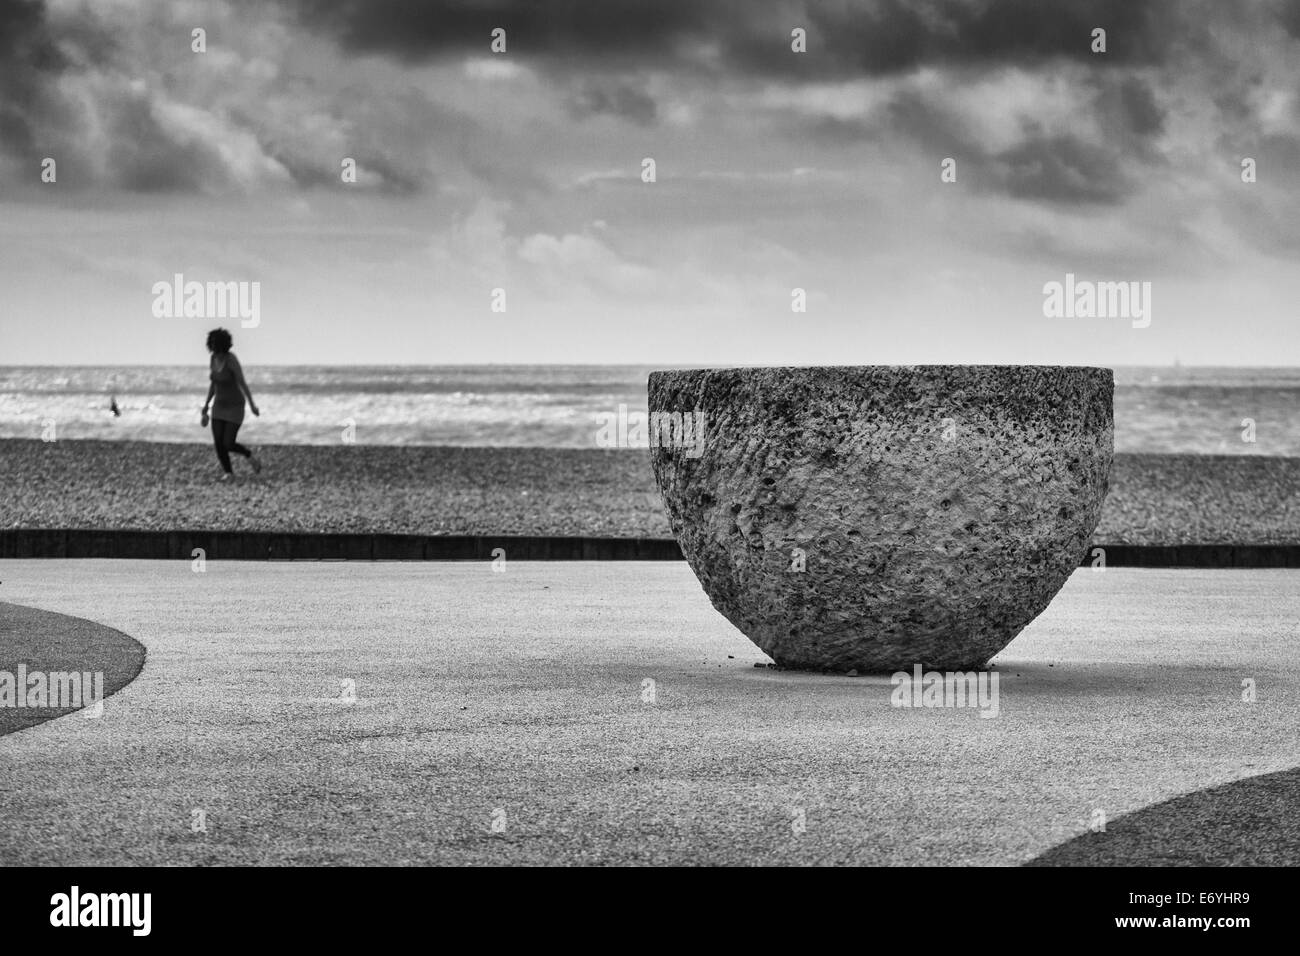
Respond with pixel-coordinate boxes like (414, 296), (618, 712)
(211, 419), (233, 473)
(225, 421), (252, 459)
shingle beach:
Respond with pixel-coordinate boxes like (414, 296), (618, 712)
(3, 439), (1297, 544)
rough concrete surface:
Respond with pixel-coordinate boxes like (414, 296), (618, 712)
(0, 561), (1295, 866)
(650, 366), (1114, 671)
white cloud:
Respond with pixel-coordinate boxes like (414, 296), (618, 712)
(464, 57), (531, 81)
(517, 231), (658, 296)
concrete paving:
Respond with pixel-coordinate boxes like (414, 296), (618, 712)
(0, 560), (1296, 865)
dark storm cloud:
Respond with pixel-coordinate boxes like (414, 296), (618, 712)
(989, 135), (1129, 204)
(798, 0), (1179, 75)
(284, 0), (1221, 213)
(0, 0), (224, 191)
(2, 0), (1291, 205)
(259, 143), (426, 194)
(1111, 77), (1164, 138)
(1281, 0), (1300, 37)
(358, 153), (425, 193)
(107, 94), (228, 192)
(0, 0), (68, 155)
(0, 0), (65, 72)
(296, 0), (1185, 76)
(806, 77), (1153, 206)
(566, 80), (658, 125)
(295, 0), (714, 64)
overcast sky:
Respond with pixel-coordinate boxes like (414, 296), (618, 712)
(2, 0), (1299, 366)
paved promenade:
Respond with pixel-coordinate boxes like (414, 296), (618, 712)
(1, 561), (1295, 865)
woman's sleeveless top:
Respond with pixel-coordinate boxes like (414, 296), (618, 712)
(210, 357), (245, 424)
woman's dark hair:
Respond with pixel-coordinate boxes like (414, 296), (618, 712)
(206, 328), (233, 354)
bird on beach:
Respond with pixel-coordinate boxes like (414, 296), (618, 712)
(109, 395), (121, 417)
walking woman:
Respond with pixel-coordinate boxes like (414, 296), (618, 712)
(201, 328), (262, 481)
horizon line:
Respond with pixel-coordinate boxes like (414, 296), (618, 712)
(4, 362), (1297, 370)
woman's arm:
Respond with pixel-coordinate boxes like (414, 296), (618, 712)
(203, 380), (215, 411)
(230, 354), (259, 415)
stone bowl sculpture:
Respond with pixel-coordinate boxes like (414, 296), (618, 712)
(648, 366), (1113, 672)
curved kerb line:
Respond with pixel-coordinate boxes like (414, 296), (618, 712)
(0, 601), (147, 737)
(1026, 768), (1300, 866)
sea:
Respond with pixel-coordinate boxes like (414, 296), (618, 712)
(1, 365), (1297, 455)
